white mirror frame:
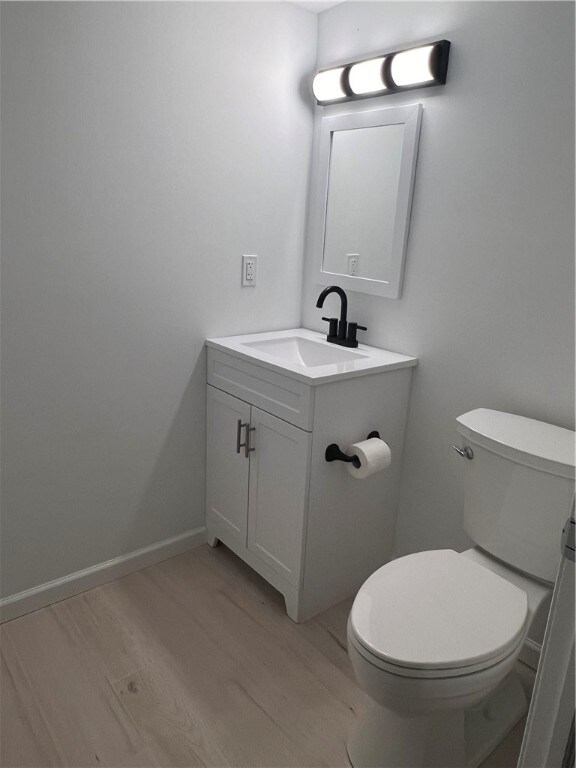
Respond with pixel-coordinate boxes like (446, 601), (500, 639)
(312, 103), (422, 299)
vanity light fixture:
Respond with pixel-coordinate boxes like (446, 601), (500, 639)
(312, 39), (450, 105)
(348, 57), (387, 96)
(311, 66), (347, 103)
(390, 45), (437, 87)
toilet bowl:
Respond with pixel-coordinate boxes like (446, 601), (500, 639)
(346, 409), (575, 768)
(346, 549), (539, 768)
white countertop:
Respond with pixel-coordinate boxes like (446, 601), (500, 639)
(206, 328), (417, 385)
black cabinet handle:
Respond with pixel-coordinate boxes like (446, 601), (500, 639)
(245, 426), (256, 458)
(236, 419), (249, 454)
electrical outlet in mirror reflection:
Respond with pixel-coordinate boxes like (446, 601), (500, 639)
(347, 254), (359, 277)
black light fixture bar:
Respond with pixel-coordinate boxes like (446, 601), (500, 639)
(312, 39), (450, 105)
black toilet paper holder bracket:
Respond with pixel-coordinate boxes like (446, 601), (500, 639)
(325, 431), (380, 468)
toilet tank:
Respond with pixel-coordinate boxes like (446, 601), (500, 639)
(456, 409), (575, 583)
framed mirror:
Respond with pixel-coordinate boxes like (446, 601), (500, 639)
(312, 103), (422, 299)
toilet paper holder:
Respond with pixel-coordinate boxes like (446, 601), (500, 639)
(325, 431), (380, 468)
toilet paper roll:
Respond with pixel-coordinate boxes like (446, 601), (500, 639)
(346, 437), (392, 479)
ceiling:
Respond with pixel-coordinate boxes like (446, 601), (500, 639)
(290, 1), (344, 14)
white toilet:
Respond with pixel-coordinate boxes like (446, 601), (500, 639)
(347, 408), (575, 768)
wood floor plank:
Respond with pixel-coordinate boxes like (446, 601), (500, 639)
(114, 662), (220, 768)
(189, 545), (362, 700)
(0, 605), (154, 767)
(0, 543), (529, 768)
(45, 549), (351, 766)
(159, 548), (363, 713)
(145, 556), (356, 766)
(113, 657), (311, 768)
(101, 564), (344, 766)
(62, 580), (160, 684)
(0, 650), (62, 768)
(300, 595), (356, 679)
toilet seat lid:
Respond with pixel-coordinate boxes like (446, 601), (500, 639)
(350, 550), (528, 671)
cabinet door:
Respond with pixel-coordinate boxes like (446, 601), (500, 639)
(247, 407), (311, 587)
(206, 386), (250, 547)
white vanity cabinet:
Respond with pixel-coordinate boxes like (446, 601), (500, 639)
(206, 330), (417, 622)
(206, 385), (310, 594)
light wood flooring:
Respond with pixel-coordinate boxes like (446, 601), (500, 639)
(1, 543), (531, 768)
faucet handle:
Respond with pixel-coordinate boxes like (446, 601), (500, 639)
(322, 316), (338, 339)
(346, 322), (367, 347)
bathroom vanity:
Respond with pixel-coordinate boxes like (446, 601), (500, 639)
(205, 329), (417, 622)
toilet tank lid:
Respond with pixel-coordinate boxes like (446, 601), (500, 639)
(457, 409), (575, 479)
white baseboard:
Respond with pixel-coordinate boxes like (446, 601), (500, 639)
(520, 637), (542, 671)
(0, 526), (206, 624)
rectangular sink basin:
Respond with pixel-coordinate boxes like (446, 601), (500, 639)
(242, 336), (368, 368)
(206, 329), (417, 384)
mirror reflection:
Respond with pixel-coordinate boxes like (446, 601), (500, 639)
(323, 123), (405, 282)
(313, 104), (422, 299)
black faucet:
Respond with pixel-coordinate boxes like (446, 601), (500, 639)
(316, 286), (367, 348)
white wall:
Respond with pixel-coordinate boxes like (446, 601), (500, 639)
(1, 2), (316, 598)
(2, 0), (573, 607)
(302, 1), (575, 556)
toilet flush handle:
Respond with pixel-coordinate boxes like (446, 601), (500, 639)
(452, 445), (474, 459)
